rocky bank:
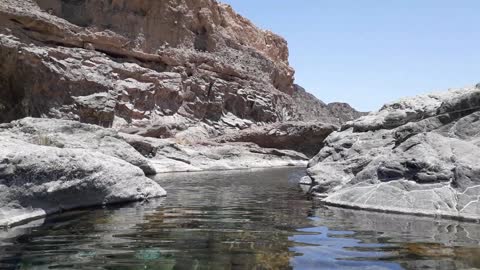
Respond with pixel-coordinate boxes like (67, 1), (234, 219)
(0, 117), (318, 227)
(303, 86), (480, 221)
(0, 118), (166, 227)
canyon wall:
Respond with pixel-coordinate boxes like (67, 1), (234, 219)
(0, 0), (362, 141)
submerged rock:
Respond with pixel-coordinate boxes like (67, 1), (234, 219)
(306, 86), (480, 221)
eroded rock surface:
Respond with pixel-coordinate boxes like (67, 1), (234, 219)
(0, 0), (363, 139)
(0, 0), (290, 132)
(0, 119), (166, 227)
(121, 133), (308, 173)
(305, 86), (480, 220)
(0, 0), (368, 227)
(0, 117), (157, 175)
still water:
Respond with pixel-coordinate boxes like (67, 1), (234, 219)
(1, 168), (480, 270)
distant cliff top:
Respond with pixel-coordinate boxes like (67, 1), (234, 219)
(292, 84), (367, 126)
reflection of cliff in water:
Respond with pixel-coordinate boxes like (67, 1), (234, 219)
(310, 204), (480, 269)
(132, 168), (312, 269)
(0, 200), (301, 269)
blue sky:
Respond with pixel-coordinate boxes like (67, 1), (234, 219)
(221, 0), (480, 111)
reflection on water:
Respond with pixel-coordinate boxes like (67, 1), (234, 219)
(1, 168), (480, 269)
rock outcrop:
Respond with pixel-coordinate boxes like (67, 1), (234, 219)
(304, 86), (480, 221)
(0, 116), (313, 227)
(0, 118), (166, 227)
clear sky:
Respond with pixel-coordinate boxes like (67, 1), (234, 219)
(221, 0), (480, 111)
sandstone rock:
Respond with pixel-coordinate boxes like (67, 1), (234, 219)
(305, 86), (480, 221)
(33, 0), (293, 89)
(0, 135), (166, 227)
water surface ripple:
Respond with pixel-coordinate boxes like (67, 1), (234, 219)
(1, 168), (480, 269)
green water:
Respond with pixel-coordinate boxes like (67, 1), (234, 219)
(1, 168), (480, 269)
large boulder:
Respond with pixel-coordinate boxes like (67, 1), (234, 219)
(305, 86), (480, 220)
(0, 134), (166, 228)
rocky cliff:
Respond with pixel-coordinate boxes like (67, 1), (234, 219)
(0, 0), (285, 132)
(303, 86), (480, 221)
(0, 0), (363, 141)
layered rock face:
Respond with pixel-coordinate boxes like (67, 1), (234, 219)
(304, 86), (480, 220)
(0, 0), (296, 135)
(0, 0), (362, 139)
(0, 118), (166, 227)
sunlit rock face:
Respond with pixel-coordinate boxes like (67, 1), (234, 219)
(0, 118), (166, 228)
(0, 0), (363, 141)
(304, 86), (480, 220)
(0, 0), (293, 134)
